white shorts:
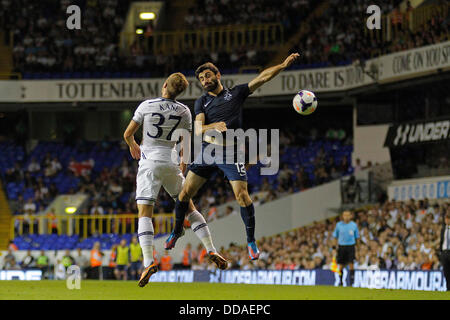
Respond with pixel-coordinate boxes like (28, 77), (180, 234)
(135, 159), (185, 205)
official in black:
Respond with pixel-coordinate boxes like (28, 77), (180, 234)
(439, 212), (450, 291)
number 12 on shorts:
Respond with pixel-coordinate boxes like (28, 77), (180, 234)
(235, 163), (246, 176)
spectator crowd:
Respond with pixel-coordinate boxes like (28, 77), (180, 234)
(2, 0), (446, 78)
(184, 0), (310, 33)
(1, 0), (131, 76)
(288, 0), (449, 68)
(183, 199), (449, 272)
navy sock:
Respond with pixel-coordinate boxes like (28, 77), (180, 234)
(240, 203), (255, 243)
(174, 199), (189, 235)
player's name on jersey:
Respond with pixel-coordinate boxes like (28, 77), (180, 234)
(158, 102), (182, 111)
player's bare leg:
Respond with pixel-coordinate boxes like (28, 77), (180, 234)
(165, 171), (207, 249)
(230, 180), (259, 260)
(137, 204), (158, 287)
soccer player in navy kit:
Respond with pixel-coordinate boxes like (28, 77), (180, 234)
(165, 53), (300, 260)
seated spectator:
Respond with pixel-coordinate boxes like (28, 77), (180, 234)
(207, 204), (218, 222)
(21, 250), (35, 269)
(27, 157), (40, 173)
(314, 166), (330, 184)
(109, 180), (123, 194)
(354, 158), (363, 173)
(5, 258), (22, 270)
(36, 250), (49, 278)
(339, 156), (351, 174)
(224, 205), (238, 216)
(73, 248), (88, 279)
(260, 178), (271, 192)
(8, 240), (18, 251)
(90, 201), (104, 215)
(2, 248), (16, 270)
(278, 163), (294, 189)
(23, 172), (37, 189)
(44, 156), (62, 177)
(61, 250), (75, 270)
(160, 250), (173, 271)
(355, 256), (369, 270)
(344, 176), (361, 203)
(54, 259), (67, 280)
(252, 196), (261, 207)
(46, 208), (58, 234)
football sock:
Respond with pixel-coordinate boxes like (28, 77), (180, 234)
(174, 199), (189, 235)
(240, 203), (256, 243)
(187, 210), (216, 253)
(349, 269), (355, 285)
(138, 217), (154, 268)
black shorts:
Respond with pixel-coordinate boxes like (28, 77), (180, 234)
(115, 265), (127, 272)
(337, 245), (355, 265)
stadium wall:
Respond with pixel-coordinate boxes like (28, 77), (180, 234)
(353, 123), (391, 167)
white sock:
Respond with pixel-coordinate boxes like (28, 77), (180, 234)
(187, 210), (216, 253)
(138, 217), (154, 268)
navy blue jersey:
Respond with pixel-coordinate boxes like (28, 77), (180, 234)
(194, 83), (251, 130)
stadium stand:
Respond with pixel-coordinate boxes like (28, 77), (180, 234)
(287, 0), (449, 69)
(2, 0), (291, 78)
(183, 0), (309, 34)
(3, 0), (447, 79)
(4, 199), (448, 273)
(1, 125), (353, 250)
(186, 199), (448, 271)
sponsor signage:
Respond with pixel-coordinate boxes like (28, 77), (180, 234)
(1, 268), (446, 291)
(388, 175), (450, 201)
(0, 41), (449, 102)
(0, 270), (42, 280)
(148, 269), (447, 291)
(379, 40), (450, 81)
(384, 118), (450, 147)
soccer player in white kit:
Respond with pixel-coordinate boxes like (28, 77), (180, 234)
(123, 73), (228, 287)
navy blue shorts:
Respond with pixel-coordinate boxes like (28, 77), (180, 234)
(129, 261), (142, 271)
(188, 142), (247, 181)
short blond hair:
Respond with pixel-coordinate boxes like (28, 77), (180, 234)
(166, 72), (189, 97)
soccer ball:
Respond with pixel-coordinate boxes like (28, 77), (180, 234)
(292, 90), (318, 115)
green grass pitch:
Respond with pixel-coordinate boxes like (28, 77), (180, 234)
(0, 280), (449, 300)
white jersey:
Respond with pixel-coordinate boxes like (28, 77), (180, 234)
(132, 97), (192, 162)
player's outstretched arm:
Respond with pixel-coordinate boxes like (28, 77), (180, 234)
(123, 120), (141, 160)
(248, 53), (300, 93)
